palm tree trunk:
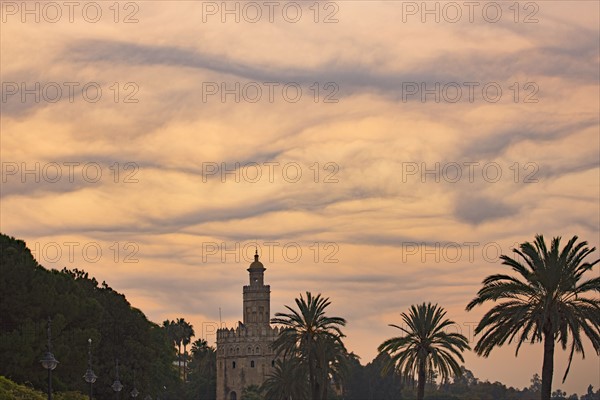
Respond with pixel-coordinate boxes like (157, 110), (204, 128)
(183, 344), (187, 382)
(417, 357), (426, 400)
(308, 355), (318, 400)
(541, 331), (554, 400)
(178, 343), (182, 380)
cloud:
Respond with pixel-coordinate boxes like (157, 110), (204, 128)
(2, 1), (599, 393)
(454, 194), (518, 225)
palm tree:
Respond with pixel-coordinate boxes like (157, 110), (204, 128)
(162, 319), (175, 344)
(316, 336), (351, 399)
(466, 235), (600, 400)
(378, 303), (470, 400)
(189, 339), (216, 399)
(271, 292), (347, 400)
(179, 319), (195, 381)
(191, 338), (209, 357)
(162, 319), (182, 377)
(262, 358), (309, 400)
(162, 319), (178, 353)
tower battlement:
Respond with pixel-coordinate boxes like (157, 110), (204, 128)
(216, 252), (279, 400)
(216, 325), (280, 340)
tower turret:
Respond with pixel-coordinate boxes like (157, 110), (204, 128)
(243, 250), (270, 326)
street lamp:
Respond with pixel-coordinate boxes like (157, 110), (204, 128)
(130, 369), (139, 398)
(83, 338), (97, 399)
(40, 317), (59, 400)
(112, 359), (123, 399)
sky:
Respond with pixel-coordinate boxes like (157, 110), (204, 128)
(1, 0), (599, 395)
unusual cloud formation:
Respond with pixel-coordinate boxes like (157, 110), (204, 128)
(2, 0), (598, 393)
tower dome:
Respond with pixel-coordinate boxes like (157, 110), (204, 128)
(248, 249), (265, 272)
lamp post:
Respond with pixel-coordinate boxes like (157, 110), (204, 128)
(130, 369), (139, 398)
(83, 338), (97, 399)
(39, 317), (59, 400)
(112, 359), (123, 399)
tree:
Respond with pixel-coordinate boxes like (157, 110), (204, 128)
(186, 338), (216, 400)
(581, 385), (600, 400)
(271, 292), (348, 400)
(242, 384), (264, 400)
(552, 389), (567, 399)
(466, 235), (600, 400)
(0, 234), (178, 398)
(377, 303), (470, 400)
(162, 319), (180, 375)
(529, 373), (542, 393)
(162, 318), (194, 381)
(318, 337), (352, 398)
(262, 358), (308, 400)
(179, 319), (195, 381)
(174, 318), (186, 379)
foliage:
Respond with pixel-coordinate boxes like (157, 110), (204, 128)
(242, 384), (264, 400)
(3, 232), (599, 400)
(0, 233), (179, 399)
(262, 357), (309, 400)
(271, 292), (349, 400)
(378, 303), (470, 400)
(162, 318), (195, 381)
(184, 338), (217, 400)
(343, 352), (403, 400)
(466, 235), (600, 400)
(0, 376), (87, 400)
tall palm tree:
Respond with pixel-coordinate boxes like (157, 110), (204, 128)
(262, 357), (309, 400)
(271, 292), (347, 400)
(162, 319), (177, 352)
(466, 235), (600, 400)
(162, 319), (175, 344)
(378, 303), (470, 400)
(163, 319), (183, 377)
(179, 319), (195, 381)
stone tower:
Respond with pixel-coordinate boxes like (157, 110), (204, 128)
(216, 251), (280, 400)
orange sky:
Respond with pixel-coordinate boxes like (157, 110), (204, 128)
(1, 0), (599, 395)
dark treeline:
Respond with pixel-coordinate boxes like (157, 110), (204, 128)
(0, 233), (178, 398)
(1, 233), (598, 400)
(342, 357), (600, 400)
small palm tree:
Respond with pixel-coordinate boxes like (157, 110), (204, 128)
(271, 292), (347, 400)
(316, 336), (351, 399)
(466, 235), (600, 400)
(189, 338), (216, 399)
(378, 303), (470, 400)
(262, 358), (309, 400)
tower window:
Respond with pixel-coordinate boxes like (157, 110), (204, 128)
(255, 346), (260, 355)
(250, 360), (255, 368)
(232, 361), (236, 369)
(271, 360), (275, 367)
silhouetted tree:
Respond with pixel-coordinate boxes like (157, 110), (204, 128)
(271, 292), (348, 400)
(262, 357), (308, 400)
(467, 235), (600, 400)
(378, 303), (470, 400)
